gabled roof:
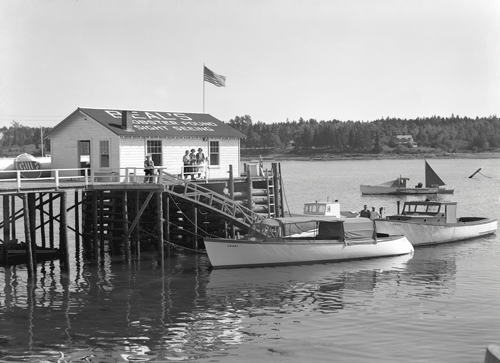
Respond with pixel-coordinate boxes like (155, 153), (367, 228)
(46, 108), (246, 139)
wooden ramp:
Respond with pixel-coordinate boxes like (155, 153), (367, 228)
(160, 172), (264, 231)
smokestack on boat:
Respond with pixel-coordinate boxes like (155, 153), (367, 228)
(122, 111), (133, 131)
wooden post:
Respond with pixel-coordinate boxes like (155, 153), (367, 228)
(11, 195), (16, 243)
(49, 193), (54, 248)
(40, 193), (46, 248)
(193, 207), (198, 250)
(246, 164), (253, 211)
(23, 194), (36, 278)
(157, 192), (164, 268)
(92, 191), (99, 256)
(228, 165), (235, 238)
(59, 192), (70, 272)
(123, 191), (130, 263)
(2, 196), (10, 263)
(28, 193), (37, 248)
(469, 168), (482, 178)
(99, 191), (104, 252)
(163, 193), (170, 257)
(272, 163), (282, 218)
(134, 191), (140, 256)
(74, 190), (80, 250)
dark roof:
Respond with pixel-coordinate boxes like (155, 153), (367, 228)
(47, 108), (246, 139)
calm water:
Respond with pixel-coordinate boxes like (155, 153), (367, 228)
(1, 158), (499, 363)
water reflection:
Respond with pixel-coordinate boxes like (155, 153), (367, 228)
(206, 254), (413, 314)
(0, 244), (469, 362)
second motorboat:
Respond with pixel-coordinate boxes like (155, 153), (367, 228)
(375, 200), (497, 246)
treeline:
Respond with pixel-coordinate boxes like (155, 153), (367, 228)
(0, 121), (49, 156)
(228, 114), (500, 153)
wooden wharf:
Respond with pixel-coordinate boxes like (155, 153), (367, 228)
(0, 163), (284, 277)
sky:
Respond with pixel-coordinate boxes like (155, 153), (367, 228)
(1, 0), (499, 129)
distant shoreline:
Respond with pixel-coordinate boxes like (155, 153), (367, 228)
(240, 151), (500, 162)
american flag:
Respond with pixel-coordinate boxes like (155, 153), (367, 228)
(204, 66), (226, 87)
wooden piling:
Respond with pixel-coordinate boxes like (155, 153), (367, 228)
(59, 191), (70, 272)
(92, 191), (99, 256)
(22, 194), (35, 278)
(193, 206), (198, 250)
(123, 191), (130, 263)
(157, 192), (164, 267)
(2, 196), (10, 263)
(28, 193), (36, 247)
(40, 193), (46, 248)
(99, 191), (104, 251)
(163, 194), (170, 258)
(246, 164), (253, 211)
(469, 168), (482, 178)
(228, 165), (235, 238)
(11, 195), (16, 243)
(74, 190), (80, 249)
(49, 193), (54, 248)
(134, 191), (140, 256)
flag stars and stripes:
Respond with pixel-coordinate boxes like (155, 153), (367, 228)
(204, 66), (226, 87)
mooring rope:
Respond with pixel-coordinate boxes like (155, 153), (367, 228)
(136, 224), (207, 254)
(279, 173), (293, 217)
(166, 193), (221, 238)
(478, 171), (492, 178)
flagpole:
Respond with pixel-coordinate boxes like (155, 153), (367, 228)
(203, 64), (205, 113)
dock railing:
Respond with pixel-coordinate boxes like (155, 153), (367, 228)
(0, 165), (209, 191)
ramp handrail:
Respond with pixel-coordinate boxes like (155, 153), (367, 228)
(159, 171), (263, 229)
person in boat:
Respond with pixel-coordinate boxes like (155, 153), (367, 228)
(370, 206), (381, 220)
(144, 154), (155, 183)
(360, 205), (371, 218)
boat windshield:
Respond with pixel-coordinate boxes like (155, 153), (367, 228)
(403, 203), (441, 215)
(249, 222), (282, 238)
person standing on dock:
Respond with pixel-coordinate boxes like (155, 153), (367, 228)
(189, 149), (197, 180)
(182, 150), (190, 179)
(144, 154), (155, 183)
(196, 148), (205, 179)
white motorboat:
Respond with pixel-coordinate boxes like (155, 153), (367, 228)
(375, 200), (497, 246)
(204, 216), (413, 268)
(360, 160), (454, 195)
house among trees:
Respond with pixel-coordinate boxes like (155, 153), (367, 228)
(392, 135), (417, 148)
(45, 108), (246, 179)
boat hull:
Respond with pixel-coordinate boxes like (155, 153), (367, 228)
(204, 236), (414, 268)
(375, 218), (497, 246)
(360, 185), (439, 195)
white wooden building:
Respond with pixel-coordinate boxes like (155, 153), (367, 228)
(45, 108), (246, 179)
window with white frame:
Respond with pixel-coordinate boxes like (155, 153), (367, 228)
(209, 140), (219, 166)
(99, 140), (110, 168)
(147, 140), (162, 166)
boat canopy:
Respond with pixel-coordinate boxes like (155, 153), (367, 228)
(250, 216), (376, 241)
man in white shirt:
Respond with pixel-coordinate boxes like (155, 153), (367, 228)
(370, 206), (381, 220)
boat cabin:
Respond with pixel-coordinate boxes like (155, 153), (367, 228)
(248, 216), (376, 241)
(303, 201), (340, 217)
(391, 201), (458, 223)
